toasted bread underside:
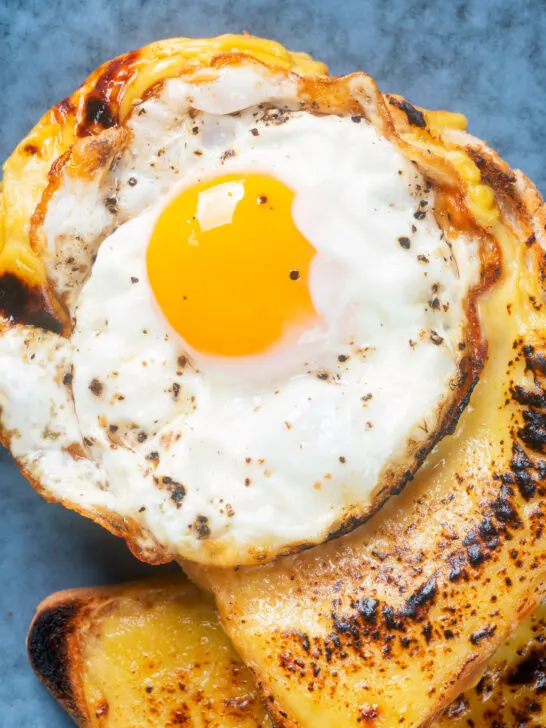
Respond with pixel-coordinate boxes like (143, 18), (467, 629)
(28, 577), (546, 728)
(27, 577), (270, 727)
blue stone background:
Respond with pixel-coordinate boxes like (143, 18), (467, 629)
(0, 0), (544, 725)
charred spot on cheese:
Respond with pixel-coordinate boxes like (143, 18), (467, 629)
(506, 647), (546, 690)
(353, 597), (379, 624)
(508, 342), (546, 499)
(0, 274), (63, 334)
(510, 443), (538, 501)
(76, 50), (140, 136)
(467, 148), (519, 205)
(389, 97), (426, 128)
(23, 143), (40, 156)
(519, 411), (546, 453)
(84, 97), (116, 131)
(400, 575), (438, 619)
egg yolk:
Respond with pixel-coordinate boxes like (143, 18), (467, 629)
(147, 173), (318, 357)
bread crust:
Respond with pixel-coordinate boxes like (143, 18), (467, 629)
(28, 587), (104, 726)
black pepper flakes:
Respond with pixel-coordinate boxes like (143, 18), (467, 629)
(194, 515), (210, 539)
(105, 197), (118, 214)
(398, 237), (411, 249)
(128, 177), (138, 186)
(351, 115), (362, 123)
(289, 269), (300, 281)
(430, 331), (444, 346)
(89, 378), (104, 396)
(170, 485), (187, 507)
(414, 210), (427, 220)
(250, 128), (260, 136)
(257, 195), (268, 205)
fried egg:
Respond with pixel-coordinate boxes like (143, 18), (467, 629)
(0, 63), (482, 565)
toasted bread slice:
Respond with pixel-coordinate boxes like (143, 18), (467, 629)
(28, 577), (545, 727)
(27, 576), (270, 727)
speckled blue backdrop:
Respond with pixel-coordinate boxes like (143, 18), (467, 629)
(0, 1), (544, 725)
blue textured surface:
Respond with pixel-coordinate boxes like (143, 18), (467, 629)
(0, 1), (544, 725)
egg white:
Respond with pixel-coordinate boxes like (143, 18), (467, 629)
(0, 66), (480, 564)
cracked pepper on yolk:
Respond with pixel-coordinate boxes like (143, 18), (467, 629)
(147, 173), (318, 357)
